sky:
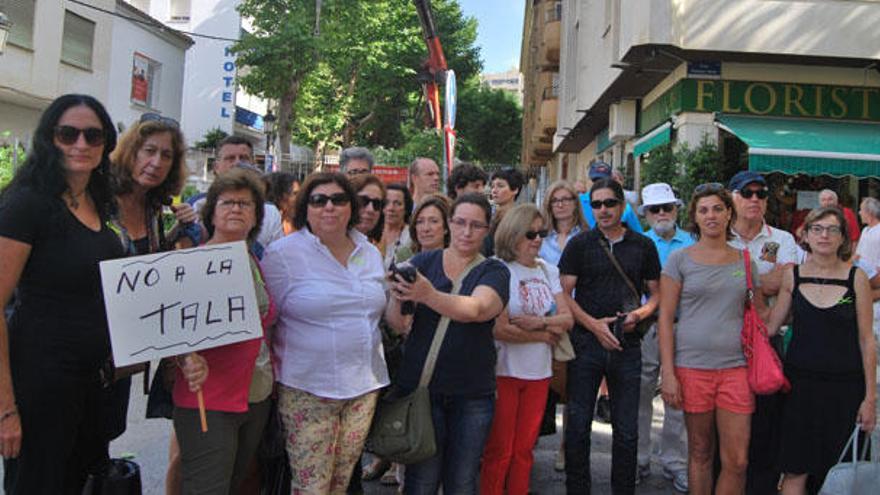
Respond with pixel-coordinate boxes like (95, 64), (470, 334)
(458, 0), (525, 74)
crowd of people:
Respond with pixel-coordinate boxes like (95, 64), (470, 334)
(0, 94), (877, 495)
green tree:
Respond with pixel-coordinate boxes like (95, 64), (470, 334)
(455, 80), (522, 163)
(0, 133), (26, 190)
(193, 128), (229, 150)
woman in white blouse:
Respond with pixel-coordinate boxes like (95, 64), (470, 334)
(261, 172), (388, 494)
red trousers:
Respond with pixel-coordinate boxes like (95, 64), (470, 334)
(480, 376), (551, 495)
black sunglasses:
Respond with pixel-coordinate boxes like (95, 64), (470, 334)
(525, 229), (549, 240)
(589, 198), (621, 209)
(140, 112), (180, 129)
(647, 204), (675, 214)
(739, 188), (769, 200)
(308, 193), (350, 207)
(54, 125), (105, 146)
(357, 195), (386, 211)
(694, 182), (725, 194)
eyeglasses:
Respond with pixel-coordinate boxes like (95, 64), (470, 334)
(525, 229), (549, 240)
(357, 195), (385, 211)
(346, 168), (370, 177)
(54, 126), (105, 146)
(807, 224), (842, 236)
(647, 204), (675, 214)
(738, 188), (769, 200)
(449, 217), (489, 232)
(694, 182), (725, 194)
(550, 196), (576, 206)
(140, 112), (180, 129)
(217, 199), (254, 210)
(589, 198), (621, 209)
(308, 193), (351, 208)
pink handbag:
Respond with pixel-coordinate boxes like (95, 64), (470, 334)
(741, 249), (791, 395)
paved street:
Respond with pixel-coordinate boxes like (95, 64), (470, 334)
(97, 378), (678, 495)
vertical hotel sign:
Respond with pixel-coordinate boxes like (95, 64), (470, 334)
(220, 45), (235, 119)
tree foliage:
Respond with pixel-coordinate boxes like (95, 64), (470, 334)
(455, 80), (522, 164)
(640, 137), (724, 221)
(193, 128), (230, 150)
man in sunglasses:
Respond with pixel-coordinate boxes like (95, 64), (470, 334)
(559, 178), (661, 494)
(339, 146), (374, 177)
(579, 161), (644, 233)
(635, 183), (692, 491)
(726, 170), (797, 494)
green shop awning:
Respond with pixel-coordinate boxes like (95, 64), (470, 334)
(715, 114), (880, 178)
(633, 121), (672, 156)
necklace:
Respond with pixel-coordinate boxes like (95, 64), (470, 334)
(65, 189), (87, 209)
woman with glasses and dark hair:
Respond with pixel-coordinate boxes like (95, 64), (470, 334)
(262, 172), (389, 493)
(658, 184), (765, 495)
(351, 174), (387, 245)
(765, 207), (876, 493)
(0, 94), (124, 493)
(481, 204), (573, 495)
(386, 192), (510, 493)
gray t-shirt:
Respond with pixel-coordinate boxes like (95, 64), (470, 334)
(663, 248), (759, 369)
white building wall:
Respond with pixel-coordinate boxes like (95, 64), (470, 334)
(107, 9), (189, 130)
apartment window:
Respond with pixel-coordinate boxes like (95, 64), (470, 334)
(168, 0), (191, 22)
(1, 0), (35, 49)
(131, 52), (162, 108)
(61, 10), (95, 70)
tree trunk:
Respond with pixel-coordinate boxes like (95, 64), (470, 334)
(277, 74), (302, 161)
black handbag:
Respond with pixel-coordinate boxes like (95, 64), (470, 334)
(366, 254), (485, 464)
(82, 459), (142, 495)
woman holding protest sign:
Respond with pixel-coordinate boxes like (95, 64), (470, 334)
(171, 168), (277, 494)
(0, 95), (125, 493)
(261, 172), (389, 493)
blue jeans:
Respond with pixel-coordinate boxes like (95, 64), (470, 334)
(405, 392), (495, 495)
(565, 328), (642, 495)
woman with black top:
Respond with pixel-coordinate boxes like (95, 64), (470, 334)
(387, 192), (510, 494)
(0, 94), (124, 493)
(767, 206), (877, 493)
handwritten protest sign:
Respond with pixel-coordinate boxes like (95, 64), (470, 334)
(99, 241), (262, 367)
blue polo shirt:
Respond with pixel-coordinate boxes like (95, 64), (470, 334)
(579, 193), (644, 233)
(643, 226), (695, 267)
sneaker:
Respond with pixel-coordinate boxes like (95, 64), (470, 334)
(635, 463), (651, 484)
(663, 468), (689, 493)
(554, 448), (565, 472)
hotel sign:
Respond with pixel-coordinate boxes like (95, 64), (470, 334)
(640, 79), (880, 133)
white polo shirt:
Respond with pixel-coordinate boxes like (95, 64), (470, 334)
(729, 223), (798, 275)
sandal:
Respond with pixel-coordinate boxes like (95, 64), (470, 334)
(362, 459), (392, 481)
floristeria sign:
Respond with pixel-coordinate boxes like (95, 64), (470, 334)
(641, 79), (880, 133)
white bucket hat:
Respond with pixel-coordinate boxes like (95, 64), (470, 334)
(638, 182), (682, 215)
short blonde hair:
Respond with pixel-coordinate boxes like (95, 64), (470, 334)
(542, 180), (588, 232)
(494, 204), (546, 262)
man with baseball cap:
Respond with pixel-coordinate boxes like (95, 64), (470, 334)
(726, 170), (797, 494)
(579, 162), (643, 233)
(636, 183), (692, 491)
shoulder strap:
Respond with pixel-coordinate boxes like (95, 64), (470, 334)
(598, 237), (640, 300)
(418, 253), (486, 388)
(743, 249), (755, 301)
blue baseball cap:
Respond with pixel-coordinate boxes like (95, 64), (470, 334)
(588, 161), (612, 181)
(727, 171), (766, 192)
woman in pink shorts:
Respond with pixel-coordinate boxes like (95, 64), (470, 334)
(658, 184), (765, 495)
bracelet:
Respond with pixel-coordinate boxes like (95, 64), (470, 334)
(0, 407), (18, 423)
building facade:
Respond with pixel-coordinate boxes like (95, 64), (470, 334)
(0, 0), (191, 148)
(481, 69), (524, 105)
(546, 0), (880, 214)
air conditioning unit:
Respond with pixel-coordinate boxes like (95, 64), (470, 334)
(608, 100), (636, 141)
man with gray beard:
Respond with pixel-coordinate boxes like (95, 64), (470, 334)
(636, 183), (693, 492)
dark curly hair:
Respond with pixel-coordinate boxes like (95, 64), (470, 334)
(449, 163), (488, 199)
(292, 172), (360, 232)
(490, 167), (525, 200)
(200, 168), (265, 244)
(687, 187), (736, 240)
(1, 94), (117, 218)
(110, 120), (186, 210)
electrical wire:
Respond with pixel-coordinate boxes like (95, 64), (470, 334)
(67, 0), (241, 43)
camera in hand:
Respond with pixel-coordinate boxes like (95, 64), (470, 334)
(391, 261), (418, 315)
(612, 313), (628, 345)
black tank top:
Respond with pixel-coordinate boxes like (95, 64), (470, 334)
(786, 265), (864, 380)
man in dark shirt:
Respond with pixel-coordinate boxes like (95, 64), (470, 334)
(559, 178), (661, 494)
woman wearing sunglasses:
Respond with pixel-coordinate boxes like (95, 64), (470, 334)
(351, 174), (387, 245)
(658, 184), (766, 495)
(480, 204), (573, 495)
(0, 94), (125, 493)
(261, 172), (389, 493)
(387, 192), (510, 493)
